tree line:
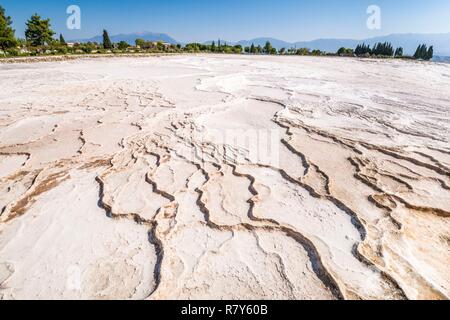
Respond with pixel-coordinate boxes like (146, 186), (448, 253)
(0, 6), (182, 56)
(337, 42), (434, 60)
(0, 5), (436, 60)
(413, 44), (434, 60)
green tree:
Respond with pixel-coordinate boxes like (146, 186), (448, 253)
(59, 34), (66, 45)
(118, 41), (129, 50)
(414, 44), (424, 59)
(370, 42), (393, 56)
(394, 47), (403, 57)
(0, 5), (17, 51)
(355, 43), (371, 56)
(25, 14), (55, 46)
(16, 38), (26, 47)
(211, 41), (216, 52)
(296, 47), (310, 55)
(337, 47), (354, 56)
(156, 41), (166, 51)
(279, 47), (286, 55)
(264, 41), (273, 54)
(421, 45), (427, 58)
(82, 42), (97, 53)
(135, 38), (145, 48)
(185, 43), (200, 52)
(250, 43), (255, 54)
(102, 29), (112, 49)
(232, 45), (242, 54)
(224, 46), (233, 54)
(413, 46), (420, 59)
(414, 44), (433, 60)
(421, 44), (428, 59)
(426, 46), (434, 60)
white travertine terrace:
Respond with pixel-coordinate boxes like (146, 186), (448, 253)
(0, 55), (449, 300)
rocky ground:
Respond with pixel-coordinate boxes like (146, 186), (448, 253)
(0, 55), (449, 300)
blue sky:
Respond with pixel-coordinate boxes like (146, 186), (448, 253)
(2, 0), (450, 42)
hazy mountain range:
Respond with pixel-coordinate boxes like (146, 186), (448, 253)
(72, 32), (450, 56)
(72, 32), (178, 46)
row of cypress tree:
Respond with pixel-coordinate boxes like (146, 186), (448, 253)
(355, 42), (401, 57)
(413, 44), (434, 60)
(354, 42), (434, 60)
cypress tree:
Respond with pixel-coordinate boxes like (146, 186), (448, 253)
(386, 42), (394, 56)
(211, 40), (216, 52)
(0, 5), (17, 51)
(355, 43), (371, 56)
(250, 43), (255, 54)
(264, 41), (273, 54)
(414, 44), (433, 60)
(426, 46), (434, 60)
(420, 44), (427, 59)
(370, 42), (394, 56)
(59, 34), (66, 45)
(421, 44), (427, 58)
(413, 45), (420, 59)
(372, 43), (377, 55)
(102, 29), (112, 49)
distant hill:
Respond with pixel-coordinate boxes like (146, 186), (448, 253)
(293, 33), (450, 56)
(236, 38), (292, 49)
(71, 32), (178, 45)
(73, 32), (450, 56)
(209, 33), (450, 56)
(292, 38), (360, 53)
(433, 56), (450, 63)
(203, 38), (292, 49)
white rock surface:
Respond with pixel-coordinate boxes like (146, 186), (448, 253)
(0, 55), (449, 300)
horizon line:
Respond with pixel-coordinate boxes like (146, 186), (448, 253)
(68, 31), (450, 44)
